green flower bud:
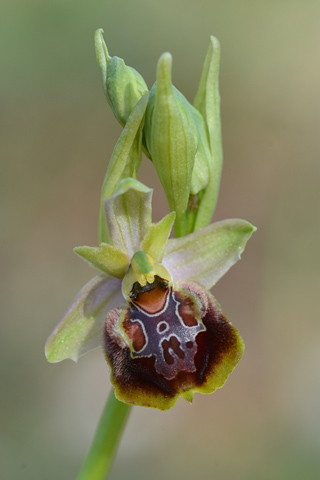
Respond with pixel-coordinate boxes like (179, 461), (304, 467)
(95, 29), (148, 126)
(144, 54), (198, 237)
(143, 50), (219, 236)
(192, 36), (223, 230)
(172, 87), (211, 196)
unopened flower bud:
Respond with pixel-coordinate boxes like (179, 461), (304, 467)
(95, 29), (148, 126)
(192, 36), (223, 230)
(172, 87), (211, 196)
(144, 53), (203, 236)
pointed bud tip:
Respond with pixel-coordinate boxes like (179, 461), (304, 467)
(159, 52), (172, 63)
(209, 35), (220, 49)
(156, 52), (173, 84)
(94, 28), (111, 62)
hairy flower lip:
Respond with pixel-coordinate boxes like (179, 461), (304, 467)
(104, 280), (244, 410)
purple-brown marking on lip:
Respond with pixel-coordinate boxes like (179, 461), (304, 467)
(124, 286), (205, 380)
(103, 280), (244, 410)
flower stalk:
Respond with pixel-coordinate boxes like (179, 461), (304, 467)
(76, 390), (131, 480)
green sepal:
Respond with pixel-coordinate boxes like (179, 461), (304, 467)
(193, 36), (223, 229)
(95, 29), (148, 126)
(45, 274), (124, 363)
(144, 53), (195, 237)
(140, 211), (175, 263)
(74, 244), (129, 279)
(98, 93), (149, 244)
(164, 219), (256, 290)
(104, 178), (152, 257)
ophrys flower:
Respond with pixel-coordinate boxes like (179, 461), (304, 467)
(46, 178), (255, 410)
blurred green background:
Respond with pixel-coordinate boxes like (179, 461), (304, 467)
(1, 1), (320, 479)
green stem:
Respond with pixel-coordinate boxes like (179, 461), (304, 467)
(76, 389), (131, 480)
(174, 211), (189, 238)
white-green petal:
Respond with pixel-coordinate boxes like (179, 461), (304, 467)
(140, 212), (175, 263)
(163, 219), (256, 290)
(104, 178), (152, 257)
(45, 275), (124, 363)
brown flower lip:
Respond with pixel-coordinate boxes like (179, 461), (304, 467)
(103, 278), (244, 410)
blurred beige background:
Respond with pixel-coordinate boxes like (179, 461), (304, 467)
(1, 1), (320, 479)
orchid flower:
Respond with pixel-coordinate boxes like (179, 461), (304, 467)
(46, 178), (255, 410)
